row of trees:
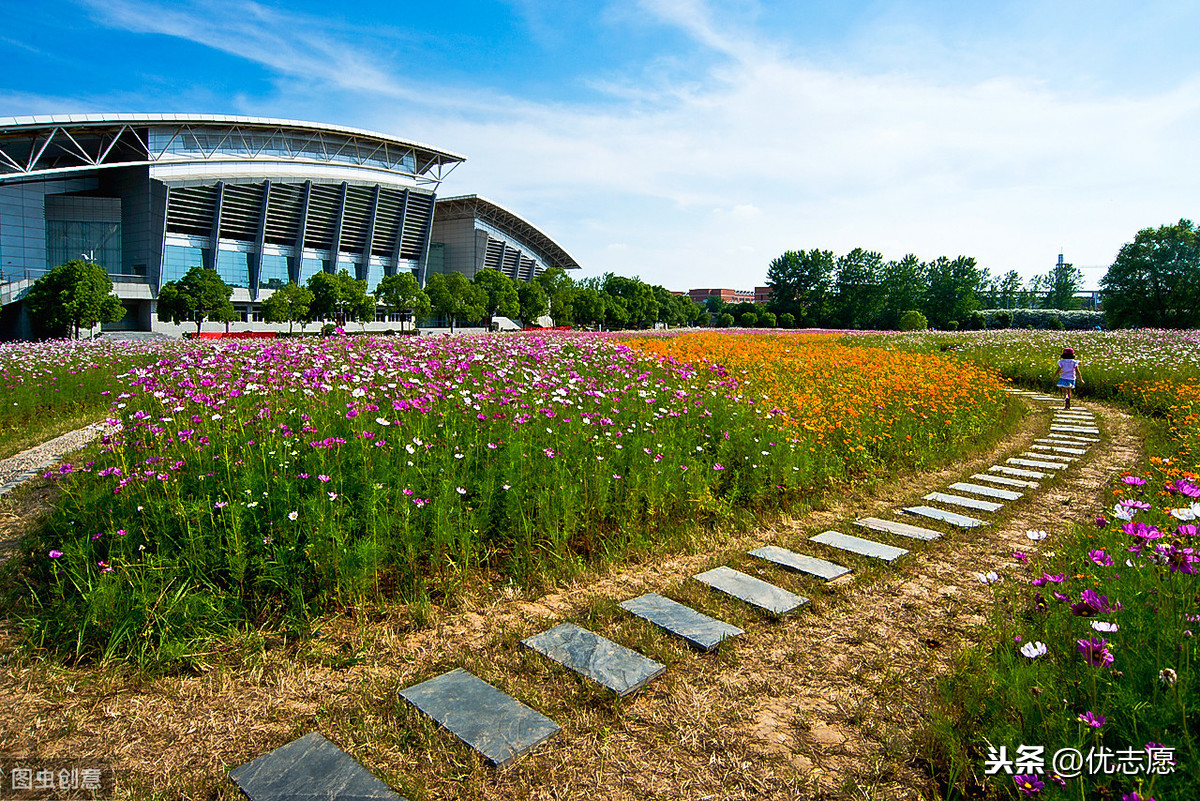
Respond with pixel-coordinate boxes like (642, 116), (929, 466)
(152, 264), (709, 334)
(1099, 218), (1200, 329)
(764, 248), (1086, 331)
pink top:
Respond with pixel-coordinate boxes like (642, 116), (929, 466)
(1058, 359), (1079, 380)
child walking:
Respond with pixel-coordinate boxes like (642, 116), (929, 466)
(1055, 347), (1083, 409)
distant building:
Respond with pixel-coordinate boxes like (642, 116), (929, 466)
(0, 114), (579, 338)
(430, 194), (580, 282)
(688, 288), (756, 305)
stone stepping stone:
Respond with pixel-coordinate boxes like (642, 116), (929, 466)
(693, 566), (809, 615)
(620, 593), (743, 651)
(751, 544), (852, 578)
(948, 481), (1023, 501)
(1032, 442), (1087, 455)
(810, 530), (908, 561)
(853, 516), (942, 541)
(230, 732), (407, 800)
(1054, 413), (1095, 420)
(923, 492), (1004, 512)
(902, 505), (989, 527)
(990, 464), (1052, 479)
(1008, 457), (1069, 470)
(1045, 433), (1100, 443)
(973, 472), (1039, 489)
(1022, 450), (1076, 461)
(399, 668), (560, 767)
(1050, 425), (1100, 435)
(522, 623), (665, 697)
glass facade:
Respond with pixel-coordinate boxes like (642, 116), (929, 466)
(215, 249), (250, 288)
(300, 257), (330, 284)
(365, 262), (384, 293)
(163, 244), (207, 283)
(259, 253), (292, 289)
(45, 221), (122, 275)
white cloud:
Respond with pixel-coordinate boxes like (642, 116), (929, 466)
(70, 0), (1200, 290)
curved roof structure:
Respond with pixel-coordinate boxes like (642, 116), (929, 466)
(435, 194), (580, 272)
(0, 113), (465, 187)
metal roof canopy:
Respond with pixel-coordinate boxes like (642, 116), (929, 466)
(0, 113), (466, 186)
(435, 194), (580, 272)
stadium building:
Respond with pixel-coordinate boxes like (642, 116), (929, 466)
(0, 114), (578, 338)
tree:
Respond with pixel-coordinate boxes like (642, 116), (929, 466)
(730, 301), (759, 325)
(517, 281), (548, 324)
(740, 311), (758, 327)
(261, 282), (314, 334)
(306, 270), (375, 326)
(833, 248), (885, 329)
(473, 269), (520, 318)
(1042, 258), (1083, 310)
(759, 310), (777, 327)
(924, 256), (986, 329)
(601, 274), (658, 328)
(1100, 219), (1200, 328)
(425, 272), (487, 333)
(535, 266), (575, 325)
(703, 295), (728, 316)
(879, 254), (925, 329)
(376, 272), (430, 330)
(766, 249), (834, 327)
(778, 312), (795, 328)
(572, 288), (606, 328)
(717, 312), (735, 328)
(24, 259), (124, 338)
(157, 266), (235, 335)
(996, 270), (1023, 310)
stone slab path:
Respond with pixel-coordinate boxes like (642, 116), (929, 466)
(693, 566), (809, 615)
(810, 530), (909, 561)
(902, 505), (988, 527)
(948, 481), (1023, 501)
(750, 545), (851, 579)
(853, 516), (942, 541)
(522, 623), (666, 697)
(399, 668), (562, 768)
(620, 593), (744, 651)
(230, 732), (408, 800)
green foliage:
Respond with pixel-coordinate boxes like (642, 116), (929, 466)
(740, 312), (758, 327)
(536, 266), (575, 325)
(834, 247), (885, 329)
(424, 272), (487, 332)
(157, 266), (235, 334)
(758, 311), (776, 328)
(1101, 218), (1200, 329)
(602, 273), (659, 328)
(517, 281), (548, 324)
(980, 309), (1104, 330)
(778, 312), (795, 328)
(1043, 259), (1084, 310)
(990, 309), (1013, 329)
(472, 268), (520, 318)
(766, 249), (834, 327)
(898, 310), (928, 330)
(717, 312), (735, 328)
(24, 260), (125, 339)
(964, 310), (986, 331)
(572, 287), (606, 328)
(261, 282), (314, 333)
(306, 270), (375, 325)
(703, 295), (728, 315)
(924, 255), (985, 329)
(375, 272), (430, 329)
(880, 254), (926, 329)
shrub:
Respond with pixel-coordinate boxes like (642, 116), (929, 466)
(759, 311), (776, 328)
(964, 311), (986, 331)
(989, 310), (1012, 329)
(778, 312), (795, 328)
(945, 319), (959, 331)
(898, 310), (928, 331)
(717, 313), (735, 328)
(740, 312), (758, 327)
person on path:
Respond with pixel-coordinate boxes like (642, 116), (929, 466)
(1054, 347), (1083, 409)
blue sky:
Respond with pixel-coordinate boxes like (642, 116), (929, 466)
(5, 0), (1200, 291)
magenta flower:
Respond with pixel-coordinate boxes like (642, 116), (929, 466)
(1122, 475), (1147, 486)
(1012, 551), (1029, 563)
(713, 463), (725, 471)
(48, 549), (63, 559)
(1077, 637), (1114, 668)
(1095, 515), (1109, 527)
(1123, 521), (1162, 540)
(1089, 549), (1114, 566)
(1171, 478), (1200, 498)
(1013, 774), (1044, 796)
(1071, 589), (1114, 617)
(1122, 793), (1156, 801)
(1177, 524), (1198, 538)
(1077, 710), (1105, 728)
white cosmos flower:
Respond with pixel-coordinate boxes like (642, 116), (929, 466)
(1026, 530), (1049, 541)
(978, 571), (1001, 583)
(1113, 505), (1136, 521)
(1091, 621), (1120, 633)
(376, 417), (391, 426)
(1020, 641), (1048, 659)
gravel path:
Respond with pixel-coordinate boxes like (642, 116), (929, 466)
(0, 422), (117, 497)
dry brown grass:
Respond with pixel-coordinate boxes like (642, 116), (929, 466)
(0, 400), (1142, 800)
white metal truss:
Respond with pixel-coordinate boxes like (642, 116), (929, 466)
(0, 118), (463, 187)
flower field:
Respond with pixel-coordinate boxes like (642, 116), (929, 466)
(5, 331), (1005, 665)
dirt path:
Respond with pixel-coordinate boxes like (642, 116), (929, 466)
(0, 398), (1142, 800)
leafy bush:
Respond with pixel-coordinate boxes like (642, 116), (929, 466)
(759, 311), (776, 328)
(964, 311), (986, 331)
(989, 310), (1013, 329)
(717, 313), (735, 328)
(945, 319), (959, 331)
(778, 312), (795, 328)
(898, 310), (928, 331)
(982, 309), (1105, 330)
(740, 312), (758, 327)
